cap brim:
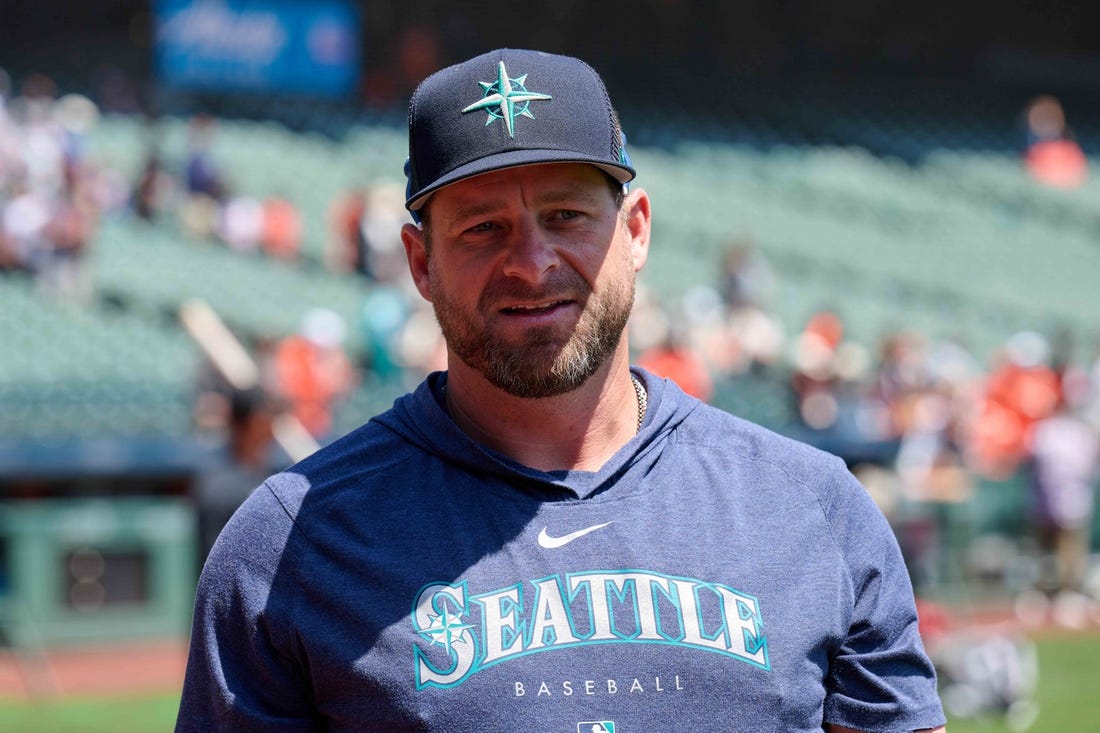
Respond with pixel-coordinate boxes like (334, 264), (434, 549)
(406, 149), (636, 212)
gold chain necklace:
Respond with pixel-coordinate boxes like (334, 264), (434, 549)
(630, 374), (648, 431)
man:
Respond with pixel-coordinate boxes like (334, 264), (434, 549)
(177, 48), (946, 732)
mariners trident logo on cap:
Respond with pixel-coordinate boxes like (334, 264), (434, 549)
(461, 61), (552, 138)
(404, 48), (636, 218)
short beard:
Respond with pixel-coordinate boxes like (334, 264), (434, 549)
(431, 263), (635, 399)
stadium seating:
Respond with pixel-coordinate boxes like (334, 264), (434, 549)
(91, 217), (375, 353)
(3, 84), (1097, 446)
(0, 276), (195, 438)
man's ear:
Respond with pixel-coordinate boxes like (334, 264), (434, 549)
(623, 188), (651, 273)
(401, 222), (432, 302)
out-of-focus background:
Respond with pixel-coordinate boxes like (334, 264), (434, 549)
(1, 1), (1099, 730)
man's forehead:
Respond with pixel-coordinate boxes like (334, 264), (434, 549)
(427, 162), (611, 216)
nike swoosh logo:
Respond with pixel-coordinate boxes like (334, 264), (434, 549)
(537, 521), (613, 549)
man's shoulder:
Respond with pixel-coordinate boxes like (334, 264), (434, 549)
(680, 402), (847, 479)
(262, 415), (419, 514)
(667, 403), (882, 548)
(296, 414), (412, 472)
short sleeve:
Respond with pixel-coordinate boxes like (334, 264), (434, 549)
(821, 466), (947, 732)
(176, 482), (319, 732)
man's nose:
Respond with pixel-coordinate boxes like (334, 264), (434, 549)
(500, 222), (559, 281)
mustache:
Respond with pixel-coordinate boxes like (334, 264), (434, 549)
(478, 271), (591, 309)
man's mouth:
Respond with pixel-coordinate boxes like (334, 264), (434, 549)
(501, 299), (572, 315)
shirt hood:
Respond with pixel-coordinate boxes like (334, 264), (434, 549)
(371, 368), (700, 501)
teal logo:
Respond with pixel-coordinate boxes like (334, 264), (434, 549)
(579, 723), (615, 733)
(412, 570), (769, 690)
(462, 60), (552, 138)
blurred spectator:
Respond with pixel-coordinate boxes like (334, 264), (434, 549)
(192, 355), (237, 436)
(217, 194), (264, 253)
(0, 179), (50, 273)
(967, 331), (1061, 479)
(260, 193), (303, 262)
(360, 284), (411, 379)
(325, 185), (369, 274)
(677, 284), (727, 375)
(857, 333), (980, 592)
(192, 387), (279, 564)
(132, 148), (176, 222)
(719, 238), (776, 311)
(670, 254), (782, 381)
(38, 162), (98, 300)
(360, 183), (409, 283)
(1025, 391), (1100, 602)
(184, 113), (226, 202)
(893, 380), (974, 504)
(52, 92), (99, 171)
(272, 308), (357, 440)
(724, 304), (786, 376)
(325, 183), (406, 281)
(789, 309), (846, 430)
(397, 299), (448, 380)
(625, 282), (670, 358)
(1022, 95), (1088, 189)
(707, 240), (785, 375)
(637, 318), (714, 402)
(179, 190), (221, 240)
(872, 330), (932, 439)
(190, 332), (278, 436)
(177, 114), (228, 241)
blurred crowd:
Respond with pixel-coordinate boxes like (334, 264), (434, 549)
(0, 71), (124, 301)
(147, 113), (314, 265)
(634, 238), (1100, 630)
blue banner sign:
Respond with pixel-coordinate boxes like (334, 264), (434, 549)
(155, 0), (360, 97)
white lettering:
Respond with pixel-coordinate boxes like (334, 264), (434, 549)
(716, 586), (767, 666)
(478, 587), (523, 664)
(528, 578), (581, 649)
(511, 675), (686, 699)
(675, 580), (727, 652)
(624, 574), (673, 640)
(574, 575), (617, 640)
(160, 4), (287, 64)
(418, 571), (768, 690)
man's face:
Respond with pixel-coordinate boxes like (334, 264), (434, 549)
(404, 163), (649, 398)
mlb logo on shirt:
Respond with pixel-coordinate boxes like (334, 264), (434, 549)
(578, 723), (615, 733)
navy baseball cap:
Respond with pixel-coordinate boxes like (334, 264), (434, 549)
(404, 48), (636, 221)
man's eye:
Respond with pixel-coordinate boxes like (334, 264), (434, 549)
(467, 221), (496, 233)
(555, 210), (581, 221)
